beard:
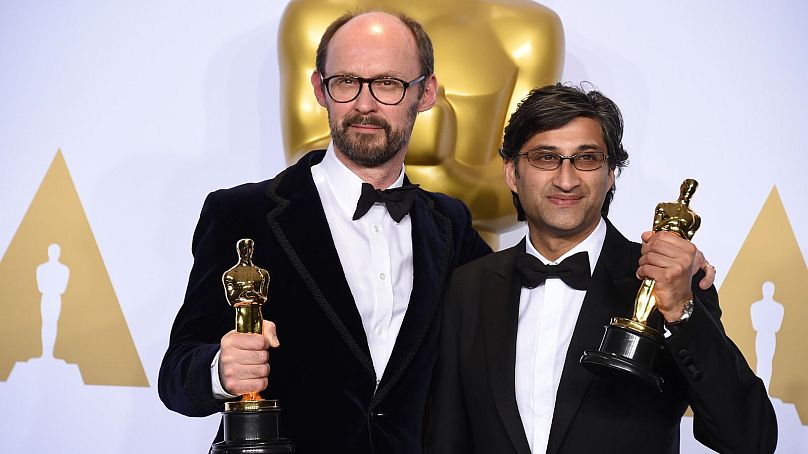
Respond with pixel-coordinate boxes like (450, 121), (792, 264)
(330, 103), (418, 168)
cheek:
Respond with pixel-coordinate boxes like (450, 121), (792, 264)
(517, 177), (546, 208)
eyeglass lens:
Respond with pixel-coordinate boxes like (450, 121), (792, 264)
(525, 151), (607, 171)
(327, 77), (406, 105)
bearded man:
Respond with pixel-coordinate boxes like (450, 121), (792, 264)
(158, 11), (491, 454)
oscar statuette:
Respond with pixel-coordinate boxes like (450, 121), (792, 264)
(210, 239), (295, 454)
(580, 179), (701, 391)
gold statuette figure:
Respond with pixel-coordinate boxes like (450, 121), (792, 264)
(621, 179), (701, 334)
(222, 238), (277, 411)
(581, 179), (702, 391)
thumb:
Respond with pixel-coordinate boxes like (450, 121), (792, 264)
(263, 320), (280, 348)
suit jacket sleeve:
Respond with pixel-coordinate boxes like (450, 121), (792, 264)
(663, 280), (778, 453)
(158, 191), (241, 417)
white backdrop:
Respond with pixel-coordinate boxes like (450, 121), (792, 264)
(1, 1), (806, 452)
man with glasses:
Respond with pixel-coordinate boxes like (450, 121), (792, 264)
(425, 84), (776, 454)
(158, 11), (490, 454)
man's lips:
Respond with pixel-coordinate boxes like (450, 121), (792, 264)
(350, 123), (384, 131)
(547, 194), (583, 206)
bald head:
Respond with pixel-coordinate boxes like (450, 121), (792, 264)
(315, 11), (434, 79)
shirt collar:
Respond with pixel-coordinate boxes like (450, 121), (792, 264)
(525, 217), (607, 276)
(315, 143), (406, 219)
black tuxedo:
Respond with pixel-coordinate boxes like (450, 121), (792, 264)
(425, 220), (776, 454)
(158, 150), (491, 454)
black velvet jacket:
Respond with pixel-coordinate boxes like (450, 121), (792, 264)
(158, 150), (491, 453)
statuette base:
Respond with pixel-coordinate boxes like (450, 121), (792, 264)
(580, 318), (664, 392)
(211, 400), (294, 454)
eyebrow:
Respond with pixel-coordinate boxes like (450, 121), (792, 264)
(526, 144), (603, 153)
(330, 72), (403, 79)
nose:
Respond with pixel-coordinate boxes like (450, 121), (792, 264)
(553, 159), (581, 191)
(352, 81), (378, 114)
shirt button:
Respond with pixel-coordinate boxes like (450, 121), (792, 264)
(373, 225), (379, 233)
(379, 273), (386, 280)
(375, 327), (384, 336)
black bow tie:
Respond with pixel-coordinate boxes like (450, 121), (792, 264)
(515, 251), (591, 291)
(353, 182), (419, 223)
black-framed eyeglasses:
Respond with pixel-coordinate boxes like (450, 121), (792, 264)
(517, 151), (609, 171)
(320, 74), (427, 106)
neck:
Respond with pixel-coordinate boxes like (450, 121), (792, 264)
(527, 222), (599, 262)
(334, 147), (407, 189)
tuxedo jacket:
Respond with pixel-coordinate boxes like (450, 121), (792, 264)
(158, 150), (491, 454)
(425, 220), (777, 454)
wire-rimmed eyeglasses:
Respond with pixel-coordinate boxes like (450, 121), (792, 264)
(320, 74), (427, 106)
(517, 151), (609, 171)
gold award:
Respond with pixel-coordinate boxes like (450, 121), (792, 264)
(212, 239), (294, 453)
(618, 179), (701, 336)
(580, 179), (701, 391)
(222, 238), (278, 411)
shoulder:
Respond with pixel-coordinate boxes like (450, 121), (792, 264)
(204, 150), (325, 214)
(203, 180), (274, 215)
(603, 218), (641, 257)
(415, 187), (473, 221)
(451, 242), (519, 281)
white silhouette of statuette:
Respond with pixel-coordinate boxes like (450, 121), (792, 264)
(750, 281), (784, 394)
(36, 244), (69, 360)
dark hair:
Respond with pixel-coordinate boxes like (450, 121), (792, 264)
(500, 83), (630, 220)
(315, 11), (434, 80)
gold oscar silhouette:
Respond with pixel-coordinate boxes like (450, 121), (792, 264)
(278, 0), (564, 246)
(581, 179), (701, 391)
(720, 186), (808, 434)
(0, 150), (147, 386)
(211, 239), (294, 454)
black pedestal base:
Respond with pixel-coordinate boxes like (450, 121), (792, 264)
(580, 319), (664, 392)
(210, 404), (295, 454)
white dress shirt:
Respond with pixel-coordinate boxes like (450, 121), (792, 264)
(514, 218), (606, 454)
(310, 145), (414, 384)
(211, 145), (414, 397)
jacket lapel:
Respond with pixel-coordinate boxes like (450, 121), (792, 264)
(482, 241), (533, 454)
(265, 150), (375, 379)
(546, 220), (640, 454)
(373, 188), (453, 404)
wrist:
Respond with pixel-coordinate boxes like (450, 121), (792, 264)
(664, 298), (694, 325)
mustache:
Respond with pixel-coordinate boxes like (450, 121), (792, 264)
(342, 113), (390, 130)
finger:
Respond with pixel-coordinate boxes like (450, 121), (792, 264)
(264, 320), (281, 348)
(223, 377), (269, 396)
(641, 234), (677, 257)
(223, 330), (272, 351)
(693, 249), (706, 269)
(219, 346), (269, 372)
(638, 250), (666, 268)
(647, 230), (691, 249)
(221, 361), (270, 381)
(640, 231), (655, 243)
(643, 241), (697, 268)
(638, 247), (693, 272)
(699, 263), (716, 289)
(636, 263), (672, 283)
(235, 348), (269, 366)
(643, 232), (695, 256)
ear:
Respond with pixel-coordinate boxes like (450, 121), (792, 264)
(504, 158), (519, 195)
(311, 71), (328, 107)
(607, 166), (615, 193)
(416, 74), (438, 112)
